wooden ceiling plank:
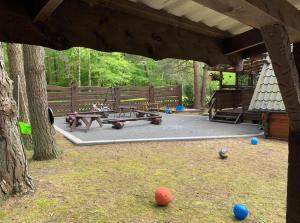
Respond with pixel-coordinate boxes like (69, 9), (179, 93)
(85, 0), (231, 39)
(34, 0), (64, 22)
(193, 0), (300, 42)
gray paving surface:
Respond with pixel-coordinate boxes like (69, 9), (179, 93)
(54, 113), (263, 145)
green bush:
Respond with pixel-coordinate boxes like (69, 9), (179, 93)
(183, 84), (194, 108)
(183, 97), (194, 108)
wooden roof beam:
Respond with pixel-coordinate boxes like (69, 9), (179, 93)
(193, 0), (300, 42)
(0, 0), (240, 66)
(223, 29), (264, 55)
(261, 23), (300, 222)
(34, 0), (64, 23)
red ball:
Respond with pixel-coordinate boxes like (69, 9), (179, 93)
(155, 187), (173, 206)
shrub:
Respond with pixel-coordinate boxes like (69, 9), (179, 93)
(183, 84), (194, 108)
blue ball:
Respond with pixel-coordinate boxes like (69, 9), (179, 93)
(233, 204), (249, 220)
(251, 137), (259, 145)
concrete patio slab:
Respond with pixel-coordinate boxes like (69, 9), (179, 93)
(54, 113), (263, 145)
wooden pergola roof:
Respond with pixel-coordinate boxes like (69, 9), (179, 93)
(1, 0), (300, 67)
(3, 1), (300, 222)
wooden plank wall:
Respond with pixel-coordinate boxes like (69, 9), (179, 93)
(214, 89), (253, 110)
(263, 112), (289, 140)
(48, 84), (182, 116)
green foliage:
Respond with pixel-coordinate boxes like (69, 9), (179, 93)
(183, 83), (194, 108)
(44, 48), (196, 88)
(183, 97), (194, 108)
(222, 72), (236, 85)
(184, 83), (194, 99)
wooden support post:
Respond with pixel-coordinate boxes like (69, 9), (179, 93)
(293, 42), (300, 80)
(149, 85), (155, 103)
(261, 24), (300, 223)
(235, 60), (243, 89)
(114, 87), (121, 112)
(249, 73), (254, 88)
(219, 71), (223, 89)
(262, 112), (270, 138)
(71, 83), (79, 112)
(235, 72), (239, 89)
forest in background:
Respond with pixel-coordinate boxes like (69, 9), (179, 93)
(43, 47), (196, 87)
(2, 45), (236, 107)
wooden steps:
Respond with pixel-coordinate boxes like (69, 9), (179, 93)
(211, 111), (242, 124)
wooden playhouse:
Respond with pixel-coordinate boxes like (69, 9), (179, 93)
(249, 58), (288, 140)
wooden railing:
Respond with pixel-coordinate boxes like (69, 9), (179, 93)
(47, 84), (182, 116)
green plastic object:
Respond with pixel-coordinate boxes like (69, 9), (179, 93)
(19, 122), (32, 135)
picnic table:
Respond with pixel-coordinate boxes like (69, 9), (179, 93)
(68, 114), (103, 132)
(118, 105), (137, 117)
(67, 110), (114, 118)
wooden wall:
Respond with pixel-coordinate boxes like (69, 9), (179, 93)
(214, 89), (254, 110)
(47, 84), (182, 116)
(262, 112), (289, 140)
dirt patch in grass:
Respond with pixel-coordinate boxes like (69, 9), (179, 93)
(0, 134), (287, 223)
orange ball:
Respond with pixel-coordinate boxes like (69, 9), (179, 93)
(155, 187), (173, 206)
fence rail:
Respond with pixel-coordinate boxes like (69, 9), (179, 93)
(47, 84), (182, 116)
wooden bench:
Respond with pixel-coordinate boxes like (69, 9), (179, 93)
(103, 113), (162, 129)
(135, 110), (160, 118)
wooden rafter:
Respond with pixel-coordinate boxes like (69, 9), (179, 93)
(193, 0), (300, 42)
(81, 0), (231, 39)
(34, 0), (64, 22)
(241, 43), (266, 58)
(223, 29), (263, 55)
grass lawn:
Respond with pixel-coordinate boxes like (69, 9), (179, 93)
(0, 134), (287, 223)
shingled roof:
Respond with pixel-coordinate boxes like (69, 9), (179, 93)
(248, 58), (286, 112)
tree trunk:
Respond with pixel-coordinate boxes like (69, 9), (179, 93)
(143, 61), (149, 77)
(78, 48), (81, 86)
(0, 43), (34, 200)
(7, 43), (32, 150)
(88, 50), (91, 86)
(201, 65), (208, 108)
(46, 51), (52, 84)
(193, 61), (201, 109)
(61, 51), (69, 78)
(53, 52), (58, 84)
(23, 45), (58, 161)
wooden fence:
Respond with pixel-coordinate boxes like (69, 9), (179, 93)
(47, 84), (182, 116)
